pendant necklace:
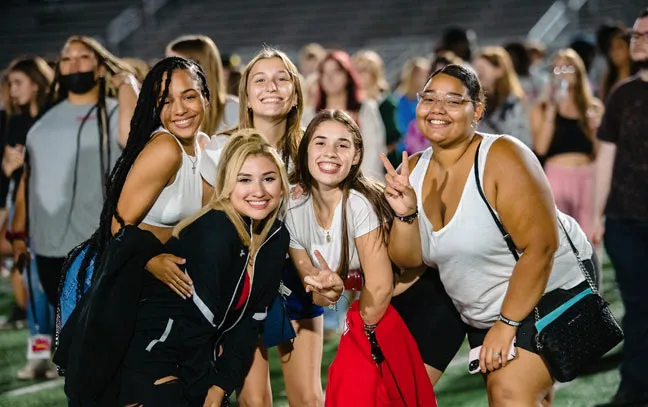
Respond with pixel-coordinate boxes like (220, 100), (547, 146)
(314, 207), (333, 243)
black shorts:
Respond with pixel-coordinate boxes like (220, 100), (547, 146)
(391, 268), (466, 371)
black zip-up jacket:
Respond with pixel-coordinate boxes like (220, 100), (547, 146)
(164, 209), (288, 403)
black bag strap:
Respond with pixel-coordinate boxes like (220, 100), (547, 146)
(473, 141), (519, 261)
(473, 140), (597, 295)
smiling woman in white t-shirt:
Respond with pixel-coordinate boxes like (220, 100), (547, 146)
(285, 106), (395, 352)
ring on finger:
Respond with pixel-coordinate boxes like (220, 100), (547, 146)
(492, 351), (501, 357)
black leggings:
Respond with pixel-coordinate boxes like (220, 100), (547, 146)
(34, 255), (65, 308)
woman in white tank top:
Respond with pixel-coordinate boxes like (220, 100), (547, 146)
(111, 57), (208, 298)
(381, 64), (590, 406)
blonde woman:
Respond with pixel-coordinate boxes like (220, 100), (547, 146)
(531, 49), (603, 236)
(110, 130), (288, 407)
(166, 34), (239, 134)
(201, 47), (326, 407)
(473, 46), (532, 148)
(353, 50), (402, 166)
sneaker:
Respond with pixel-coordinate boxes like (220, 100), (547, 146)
(16, 359), (48, 380)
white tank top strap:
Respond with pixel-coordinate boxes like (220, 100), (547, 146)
(476, 133), (502, 187)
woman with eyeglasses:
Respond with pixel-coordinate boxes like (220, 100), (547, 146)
(382, 64), (593, 406)
(531, 49), (603, 237)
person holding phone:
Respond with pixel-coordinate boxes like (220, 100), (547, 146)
(531, 49), (603, 237)
(382, 64), (593, 406)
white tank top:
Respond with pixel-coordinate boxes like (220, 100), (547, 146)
(141, 128), (203, 228)
(410, 133), (586, 328)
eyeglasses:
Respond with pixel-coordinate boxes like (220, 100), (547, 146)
(553, 65), (575, 75)
(629, 31), (648, 41)
(416, 91), (474, 110)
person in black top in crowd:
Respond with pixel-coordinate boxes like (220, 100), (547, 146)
(592, 8), (648, 407)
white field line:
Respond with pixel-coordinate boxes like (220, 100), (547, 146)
(1, 378), (64, 397)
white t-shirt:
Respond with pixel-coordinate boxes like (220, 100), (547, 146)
(200, 134), (229, 186)
(200, 134), (294, 187)
(284, 190), (380, 272)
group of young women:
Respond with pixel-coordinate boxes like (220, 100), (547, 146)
(48, 33), (598, 407)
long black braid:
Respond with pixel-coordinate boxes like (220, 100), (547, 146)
(63, 57), (210, 302)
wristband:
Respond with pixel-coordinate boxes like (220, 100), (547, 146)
(498, 313), (522, 327)
(5, 230), (27, 243)
(395, 209), (418, 224)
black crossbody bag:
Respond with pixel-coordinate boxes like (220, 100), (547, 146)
(473, 140), (623, 382)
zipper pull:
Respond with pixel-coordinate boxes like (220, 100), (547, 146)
(279, 281), (292, 297)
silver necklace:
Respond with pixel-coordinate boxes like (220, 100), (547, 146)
(186, 153), (198, 174)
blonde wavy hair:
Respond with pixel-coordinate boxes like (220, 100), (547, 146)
(352, 50), (390, 93)
(174, 129), (289, 248)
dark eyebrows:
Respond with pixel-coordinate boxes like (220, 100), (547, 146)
(421, 90), (466, 98)
(313, 134), (352, 143)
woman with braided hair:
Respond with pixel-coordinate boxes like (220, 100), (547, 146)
(55, 55), (211, 405)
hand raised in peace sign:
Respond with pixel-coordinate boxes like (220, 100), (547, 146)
(380, 151), (417, 217)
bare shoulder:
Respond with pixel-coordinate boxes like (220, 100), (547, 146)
(487, 136), (542, 175)
(135, 132), (183, 172)
(145, 132), (183, 161)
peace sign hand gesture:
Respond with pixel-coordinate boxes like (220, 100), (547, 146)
(303, 250), (344, 304)
(380, 152), (417, 217)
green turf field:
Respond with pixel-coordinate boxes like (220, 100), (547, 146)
(0, 260), (622, 407)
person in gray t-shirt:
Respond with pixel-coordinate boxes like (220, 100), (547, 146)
(11, 35), (138, 307)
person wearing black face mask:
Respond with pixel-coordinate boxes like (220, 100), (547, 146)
(10, 36), (138, 322)
(59, 71), (100, 95)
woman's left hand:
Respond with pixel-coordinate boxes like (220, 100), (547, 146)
(203, 385), (225, 407)
(479, 321), (517, 373)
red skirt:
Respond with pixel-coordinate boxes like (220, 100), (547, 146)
(325, 302), (437, 407)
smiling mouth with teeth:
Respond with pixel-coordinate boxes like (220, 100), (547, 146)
(428, 119), (450, 125)
(174, 117), (194, 126)
(262, 97), (283, 103)
(248, 200), (269, 208)
(319, 162), (341, 171)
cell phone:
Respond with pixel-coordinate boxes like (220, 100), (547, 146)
(468, 339), (517, 374)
